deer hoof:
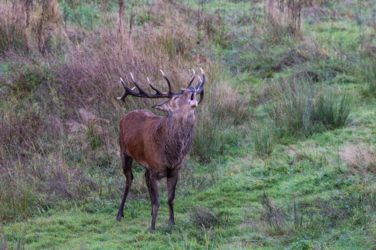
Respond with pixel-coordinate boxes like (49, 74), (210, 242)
(149, 228), (155, 234)
(116, 211), (123, 222)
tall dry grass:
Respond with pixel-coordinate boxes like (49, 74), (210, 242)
(263, 0), (304, 43)
(0, 0), (67, 55)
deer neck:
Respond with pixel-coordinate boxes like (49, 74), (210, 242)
(172, 109), (196, 127)
(155, 111), (196, 167)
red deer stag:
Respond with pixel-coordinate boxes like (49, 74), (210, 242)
(116, 69), (205, 233)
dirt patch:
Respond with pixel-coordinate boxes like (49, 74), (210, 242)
(273, 50), (307, 72)
(341, 144), (376, 175)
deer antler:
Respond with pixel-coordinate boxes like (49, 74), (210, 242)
(117, 73), (173, 102)
(118, 69), (204, 102)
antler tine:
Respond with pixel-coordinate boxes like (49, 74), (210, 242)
(186, 69), (196, 88)
(195, 76), (201, 89)
(117, 78), (127, 101)
(160, 70), (173, 94)
(196, 68), (205, 104)
(117, 77), (142, 102)
(129, 72), (154, 97)
(196, 68), (205, 94)
(147, 77), (165, 95)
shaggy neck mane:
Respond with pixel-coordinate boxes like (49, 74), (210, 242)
(155, 111), (196, 167)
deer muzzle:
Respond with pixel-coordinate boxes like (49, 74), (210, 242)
(189, 91), (198, 107)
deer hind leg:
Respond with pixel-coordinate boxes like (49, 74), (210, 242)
(149, 172), (160, 233)
(144, 169), (153, 216)
(167, 173), (178, 226)
(116, 154), (133, 222)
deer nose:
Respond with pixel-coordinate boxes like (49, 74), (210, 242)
(189, 91), (198, 107)
(190, 91), (196, 100)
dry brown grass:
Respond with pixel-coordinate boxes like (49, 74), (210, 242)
(341, 144), (376, 179)
(263, 0), (304, 43)
(0, 0), (67, 54)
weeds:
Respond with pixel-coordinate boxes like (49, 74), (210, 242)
(341, 144), (376, 179)
(360, 59), (376, 97)
(267, 79), (315, 137)
(0, 233), (26, 250)
(313, 87), (352, 130)
(0, 3), (28, 54)
(264, 0), (303, 43)
(189, 205), (220, 229)
(0, 0), (66, 55)
(249, 122), (275, 157)
(268, 80), (352, 137)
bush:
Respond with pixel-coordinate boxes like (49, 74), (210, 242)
(267, 80), (352, 137)
(267, 80), (316, 137)
(192, 79), (249, 162)
(360, 59), (376, 97)
(313, 87), (352, 130)
(249, 122), (275, 157)
(0, 3), (29, 54)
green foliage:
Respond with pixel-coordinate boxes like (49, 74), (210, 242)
(268, 80), (352, 137)
(250, 122), (275, 157)
(360, 59), (376, 97)
(4, 63), (48, 93)
(86, 121), (103, 150)
(313, 87), (352, 130)
(192, 80), (249, 162)
(60, 1), (101, 29)
(267, 80), (316, 137)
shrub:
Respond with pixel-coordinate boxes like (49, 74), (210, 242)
(3, 61), (48, 94)
(267, 80), (315, 137)
(249, 122), (275, 157)
(267, 80), (352, 137)
(193, 79), (249, 162)
(0, 3), (29, 54)
(313, 87), (352, 130)
(360, 59), (376, 97)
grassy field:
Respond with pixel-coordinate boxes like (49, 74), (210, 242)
(1, 0), (376, 249)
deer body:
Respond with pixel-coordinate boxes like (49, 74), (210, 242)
(119, 109), (196, 174)
(116, 69), (205, 233)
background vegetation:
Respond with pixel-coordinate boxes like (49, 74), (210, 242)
(0, 0), (376, 249)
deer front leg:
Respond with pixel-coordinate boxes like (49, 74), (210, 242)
(167, 173), (178, 226)
(149, 173), (160, 233)
(116, 154), (133, 222)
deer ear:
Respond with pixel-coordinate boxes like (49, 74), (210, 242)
(152, 100), (169, 111)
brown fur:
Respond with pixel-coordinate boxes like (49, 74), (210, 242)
(116, 88), (199, 233)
